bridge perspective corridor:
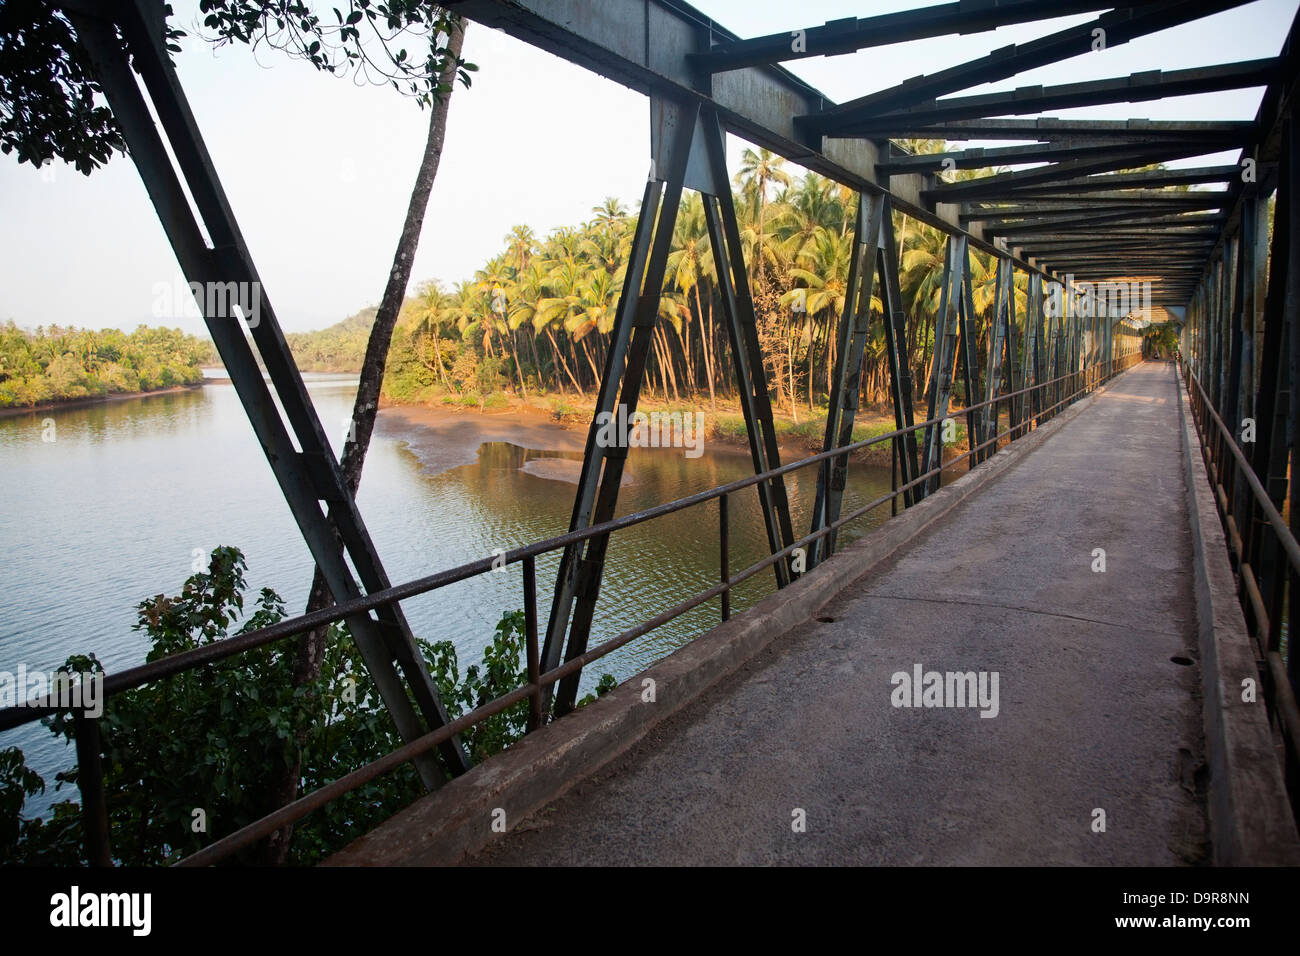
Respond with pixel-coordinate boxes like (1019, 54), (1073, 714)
(24, 0), (1300, 870)
(340, 364), (1215, 865)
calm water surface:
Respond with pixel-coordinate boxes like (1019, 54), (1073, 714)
(0, 373), (897, 809)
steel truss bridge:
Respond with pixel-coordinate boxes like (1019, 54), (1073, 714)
(7, 0), (1299, 864)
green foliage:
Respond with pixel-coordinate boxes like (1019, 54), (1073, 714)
(0, 2), (473, 174)
(429, 611), (529, 762)
(0, 547), (601, 866)
(0, 746), (82, 865)
(373, 155), (1031, 417)
(0, 0), (140, 172)
(1143, 323), (1180, 358)
(284, 307), (375, 372)
(0, 322), (209, 408)
(475, 355), (504, 396)
(576, 673), (618, 708)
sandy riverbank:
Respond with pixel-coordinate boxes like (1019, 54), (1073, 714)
(378, 399), (983, 493)
(376, 403), (588, 476)
(375, 398), (830, 481)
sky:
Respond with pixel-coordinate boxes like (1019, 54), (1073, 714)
(0, 0), (1295, 335)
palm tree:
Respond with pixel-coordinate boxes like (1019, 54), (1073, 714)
(666, 193), (717, 408)
(413, 279), (455, 392)
(734, 147), (791, 297)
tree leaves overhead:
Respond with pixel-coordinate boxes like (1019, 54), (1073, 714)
(0, 0), (129, 174)
(0, 1), (474, 174)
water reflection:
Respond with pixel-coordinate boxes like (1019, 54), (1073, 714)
(0, 378), (896, 808)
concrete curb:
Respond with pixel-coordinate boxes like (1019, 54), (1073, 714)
(1175, 374), (1300, 864)
(326, 376), (1123, 866)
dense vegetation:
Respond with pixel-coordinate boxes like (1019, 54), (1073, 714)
(1143, 322), (1181, 358)
(378, 146), (1026, 417)
(0, 322), (212, 409)
(0, 547), (611, 865)
(285, 307), (377, 372)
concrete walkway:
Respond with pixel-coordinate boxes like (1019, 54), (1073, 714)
(470, 362), (1207, 865)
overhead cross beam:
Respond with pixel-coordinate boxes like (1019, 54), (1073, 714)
(960, 197), (1230, 220)
(804, 0), (1254, 133)
(975, 188), (1235, 204)
(878, 138), (1245, 175)
(922, 144), (1240, 202)
(814, 59), (1279, 137)
(858, 117), (1255, 142)
(931, 165), (1240, 202)
(988, 211), (1228, 238)
(688, 1), (1168, 73)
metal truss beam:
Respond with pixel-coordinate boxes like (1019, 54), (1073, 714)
(927, 147), (1241, 203)
(687, 2), (1164, 73)
(920, 236), (981, 494)
(827, 59), (1278, 137)
(810, 193), (920, 567)
(978, 258), (1017, 463)
(806, 0), (1253, 133)
(988, 211), (1226, 238)
(70, 0), (471, 786)
(880, 138), (1245, 176)
(542, 100), (796, 717)
(860, 117), (1255, 142)
(809, 194), (884, 567)
(961, 197), (1230, 220)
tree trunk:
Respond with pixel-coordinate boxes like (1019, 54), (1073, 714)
(508, 329), (527, 401)
(825, 311), (836, 404)
(662, 326), (681, 402)
(807, 316), (816, 412)
(430, 329), (454, 392)
(263, 18), (467, 863)
(579, 335), (600, 383)
(786, 333), (798, 423)
(695, 285), (716, 411)
(546, 327), (583, 392)
(526, 327), (543, 391)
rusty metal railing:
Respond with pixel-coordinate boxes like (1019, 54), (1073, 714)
(0, 351), (1141, 866)
(1181, 360), (1300, 813)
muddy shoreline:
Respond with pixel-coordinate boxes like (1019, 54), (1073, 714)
(375, 400), (821, 479)
(376, 403), (588, 476)
(0, 383), (203, 419)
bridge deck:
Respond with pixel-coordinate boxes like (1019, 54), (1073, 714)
(471, 362), (1207, 865)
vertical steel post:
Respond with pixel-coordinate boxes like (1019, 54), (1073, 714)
(523, 555), (542, 733)
(922, 236), (967, 491)
(547, 104), (795, 716)
(809, 193), (884, 566)
(958, 259), (981, 468)
(720, 492), (731, 622)
(542, 98), (698, 717)
(74, 713), (111, 867)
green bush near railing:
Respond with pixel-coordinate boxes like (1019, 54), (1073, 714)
(0, 547), (610, 866)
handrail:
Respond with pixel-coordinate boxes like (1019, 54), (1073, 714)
(1, 349), (1142, 865)
(1179, 360), (1300, 781)
(0, 359), (1119, 727)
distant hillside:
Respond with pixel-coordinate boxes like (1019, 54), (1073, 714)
(284, 307), (376, 372)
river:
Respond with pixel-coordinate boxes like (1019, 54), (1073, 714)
(0, 372), (899, 811)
